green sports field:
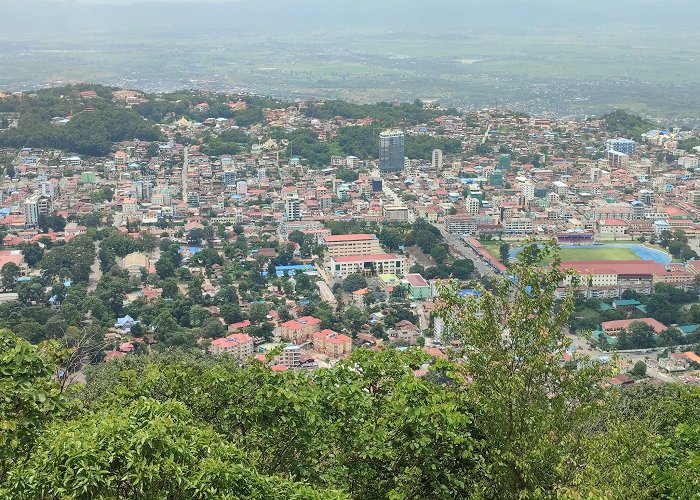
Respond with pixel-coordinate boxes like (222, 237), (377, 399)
(558, 247), (640, 261)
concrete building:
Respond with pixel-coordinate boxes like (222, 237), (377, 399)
(445, 215), (477, 234)
(503, 218), (534, 235)
(465, 196), (480, 215)
(285, 193), (301, 221)
(209, 333), (254, 359)
(597, 219), (629, 240)
(120, 252), (150, 278)
(321, 233), (382, 257)
(329, 253), (405, 278)
(312, 329), (352, 358)
(607, 138), (636, 156)
(379, 130), (405, 173)
(405, 274), (431, 299)
(24, 195), (52, 227)
(278, 316), (321, 343)
(431, 149), (443, 170)
(383, 205), (409, 222)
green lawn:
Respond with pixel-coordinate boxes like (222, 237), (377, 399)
(479, 241), (503, 260)
(559, 247), (640, 261)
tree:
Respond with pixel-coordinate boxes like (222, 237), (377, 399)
(20, 243), (44, 267)
(342, 273), (368, 293)
(188, 276), (204, 305)
(451, 259), (475, 280)
(4, 397), (335, 499)
(153, 310), (179, 341)
(220, 303), (245, 324)
(435, 242), (613, 497)
(1, 262), (20, 291)
(155, 255), (176, 279)
(499, 242), (510, 265)
(249, 303), (270, 324)
(161, 278), (179, 299)
(0, 329), (65, 482)
(430, 244), (448, 264)
(16, 281), (45, 305)
(631, 360), (647, 378)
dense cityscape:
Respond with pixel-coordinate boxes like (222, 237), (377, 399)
(2, 82), (700, 498)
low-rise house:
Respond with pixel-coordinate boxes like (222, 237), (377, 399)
(114, 315), (138, 333)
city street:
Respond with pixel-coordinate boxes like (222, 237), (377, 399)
(435, 224), (497, 277)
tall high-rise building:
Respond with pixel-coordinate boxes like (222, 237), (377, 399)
(24, 195), (52, 227)
(606, 138), (636, 156)
(379, 130), (405, 173)
(431, 149), (443, 170)
(285, 193), (301, 221)
(135, 180), (152, 201)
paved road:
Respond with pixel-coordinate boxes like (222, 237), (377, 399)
(316, 281), (337, 305)
(435, 224), (497, 277)
(87, 241), (102, 292)
(566, 333), (677, 383)
(374, 169), (417, 223)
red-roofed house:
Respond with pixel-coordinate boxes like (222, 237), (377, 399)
(601, 318), (667, 336)
(278, 316), (321, 343)
(209, 333), (254, 359)
(312, 329), (352, 358)
(228, 320), (251, 332)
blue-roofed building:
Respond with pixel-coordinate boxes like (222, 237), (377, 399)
(115, 315), (138, 333)
(678, 324), (700, 335)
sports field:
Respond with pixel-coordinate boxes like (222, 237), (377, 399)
(559, 247), (640, 261)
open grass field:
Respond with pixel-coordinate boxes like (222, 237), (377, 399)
(479, 241), (503, 261)
(559, 247), (641, 261)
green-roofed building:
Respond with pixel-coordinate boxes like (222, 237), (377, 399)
(612, 299), (641, 311)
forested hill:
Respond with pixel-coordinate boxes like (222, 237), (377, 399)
(0, 84), (464, 162)
(0, 84), (660, 163)
(0, 85), (160, 156)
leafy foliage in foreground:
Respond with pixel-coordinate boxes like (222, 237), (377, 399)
(2, 244), (700, 498)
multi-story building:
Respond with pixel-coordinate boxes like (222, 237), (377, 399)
(383, 205), (409, 222)
(278, 344), (301, 368)
(278, 316), (321, 343)
(209, 333), (254, 359)
(465, 196), (480, 215)
(607, 150), (629, 169)
(379, 130), (405, 173)
(312, 329), (352, 358)
(445, 215), (477, 234)
(329, 253), (405, 278)
(24, 195), (52, 227)
(431, 148), (443, 170)
(596, 219), (629, 240)
(285, 193), (301, 221)
(606, 138), (636, 156)
(601, 318), (666, 337)
(502, 218), (534, 235)
(321, 234), (383, 257)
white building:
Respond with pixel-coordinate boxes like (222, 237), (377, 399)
(329, 254), (405, 278)
(285, 193), (301, 221)
(432, 149), (443, 170)
(465, 197), (480, 215)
